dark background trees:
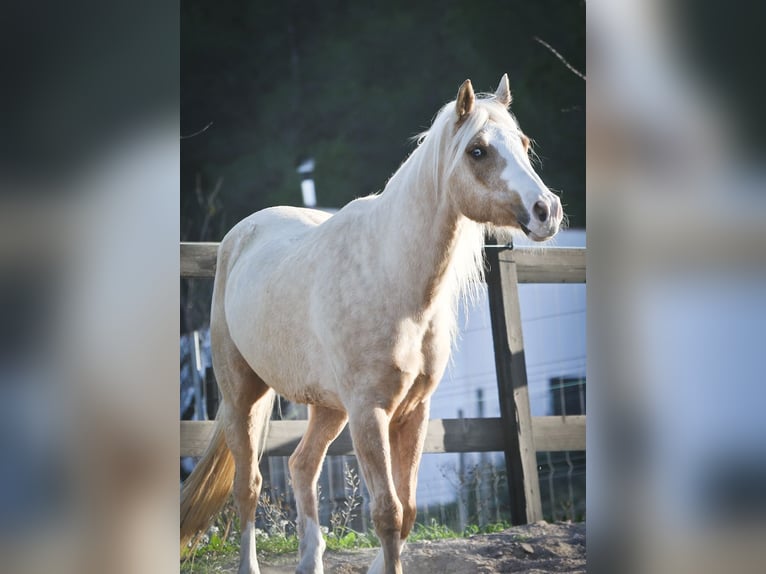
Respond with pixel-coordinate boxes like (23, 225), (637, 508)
(181, 0), (585, 244)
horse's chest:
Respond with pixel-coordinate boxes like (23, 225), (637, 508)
(392, 318), (450, 400)
(393, 372), (441, 420)
(391, 318), (443, 369)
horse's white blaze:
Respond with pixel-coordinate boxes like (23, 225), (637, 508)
(495, 127), (541, 201)
(492, 125), (559, 238)
(297, 518), (325, 573)
(239, 521), (260, 574)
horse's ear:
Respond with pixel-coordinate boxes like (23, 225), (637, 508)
(495, 73), (512, 107)
(456, 79), (475, 120)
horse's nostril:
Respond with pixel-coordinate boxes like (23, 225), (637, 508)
(533, 201), (549, 223)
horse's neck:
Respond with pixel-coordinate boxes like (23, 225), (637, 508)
(373, 166), (477, 318)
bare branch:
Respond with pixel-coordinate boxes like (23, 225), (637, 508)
(533, 36), (586, 81)
(181, 121), (214, 140)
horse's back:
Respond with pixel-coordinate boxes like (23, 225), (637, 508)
(218, 204), (333, 321)
(221, 206), (331, 257)
(219, 206), (330, 282)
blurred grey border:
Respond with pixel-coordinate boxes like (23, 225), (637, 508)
(0, 1), (179, 573)
(589, 1), (766, 573)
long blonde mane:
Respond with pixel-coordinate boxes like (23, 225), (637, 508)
(383, 93), (520, 330)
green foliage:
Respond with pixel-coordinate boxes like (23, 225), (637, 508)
(462, 520), (512, 537)
(192, 531), (238, 558)
(329, 463), (364, 539)
(409, 519), (460, 542)
(255, 532), (301, 555)
(326, 529), (379, 551)
(182, 0), (585, 242)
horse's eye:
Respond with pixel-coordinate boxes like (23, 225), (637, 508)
(469, 147), (486, 159)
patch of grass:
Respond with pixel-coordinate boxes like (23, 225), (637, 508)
(181, 498), (241, 573)
(409, 519), (460, 542)
(195, 531), (238, 556)
(181, 462), (518, 571)
(326, 529), (379, 551)
(181, 530), (239, 573)
(393, 518), (516, 545)
(181, 553), (235, 574)
(182, 518), (516, 572)
(256, 532), (300, 555)
(463, 520), (513, 536)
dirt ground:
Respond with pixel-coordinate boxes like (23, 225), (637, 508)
(254, 521), (585, 574)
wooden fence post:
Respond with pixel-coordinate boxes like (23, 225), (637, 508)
(484, 236), (543, 524)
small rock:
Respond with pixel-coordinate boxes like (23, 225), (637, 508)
(520, 542), (535, 555)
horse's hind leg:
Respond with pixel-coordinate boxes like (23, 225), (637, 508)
(212, 327), (274, 574)
(227, 389), (274, 574)
(289, 405), (348, 574)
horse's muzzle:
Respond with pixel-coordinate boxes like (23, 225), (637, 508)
(523, 195), (562, 241)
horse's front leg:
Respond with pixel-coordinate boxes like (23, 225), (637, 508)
(391, 398), (430, 541)
(348, 406), (403, 574)
(288, 405), (348, 574)
(367, 399), (430, 574)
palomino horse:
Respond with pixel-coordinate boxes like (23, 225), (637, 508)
(180, 75), (562, 574)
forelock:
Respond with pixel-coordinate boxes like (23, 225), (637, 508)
(412, 94), (520, 189)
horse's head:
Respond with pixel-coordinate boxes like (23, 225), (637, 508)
(446, 74), (563, 241)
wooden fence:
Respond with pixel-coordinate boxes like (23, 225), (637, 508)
(180, 240), (586, 525)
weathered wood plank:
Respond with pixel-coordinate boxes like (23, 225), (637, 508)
(180, 242), (218, 277)
(532, 415), (586, 452)
(180, 416), (585, 458)
(511, 247), (585, 283)
(486, 242), (543, 524)
(180, 242), (585, 283)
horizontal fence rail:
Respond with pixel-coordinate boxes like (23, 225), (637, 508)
(180, 242), (586, 283)
(180, 416), (586, 458)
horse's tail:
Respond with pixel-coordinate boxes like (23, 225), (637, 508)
(179, 406), (235, 552)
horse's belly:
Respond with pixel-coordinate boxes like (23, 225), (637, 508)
(229, 292), (344, 409)
(391, 317), (451, 418)
(281, 381), (344, 409)
(233, 320), (345, 410)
